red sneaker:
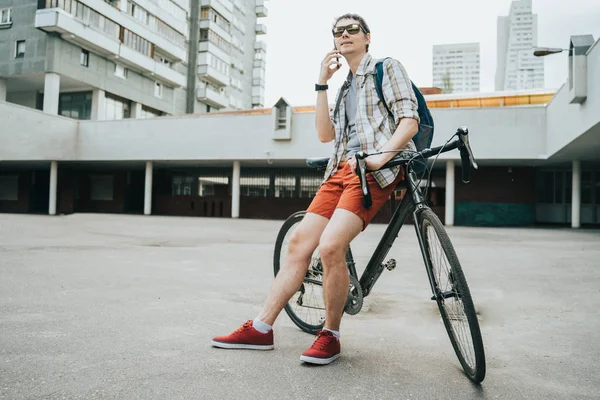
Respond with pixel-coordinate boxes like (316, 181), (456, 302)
(300, 330), (341, 365)
(211, 320), (274, 350)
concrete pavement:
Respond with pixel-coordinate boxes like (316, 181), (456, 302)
(1, 213), (599, 399)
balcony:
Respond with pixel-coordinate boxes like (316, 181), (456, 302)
(200, 0), (233, 21)
(198, 64), (230, 87)
(198, 41), (231, 65)
(255, 41), (267, 52)
(35, 8), (120, 56)
(255, 23), (267, 35)
(39, 0), (186, 61)
(255, 0), (268, 17)
(35, 8), (185, 87)
(252, 78), (265, 88)
(197, 86), (228, 109)
(252, 95), (264, 108)
(253, 59), (266, 69)
(199, 19), (232, 43)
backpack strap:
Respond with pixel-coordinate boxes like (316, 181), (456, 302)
(332, 78), (351, 123)
(374, 58), (392, 117)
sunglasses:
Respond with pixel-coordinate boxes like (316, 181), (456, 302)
(332, 24), (363, 38)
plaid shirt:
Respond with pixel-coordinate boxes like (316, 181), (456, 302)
(323, 53), (420, 188)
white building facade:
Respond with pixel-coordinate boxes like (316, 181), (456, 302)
(1, 33), (598, 228)
(432, 43), (480, 94)
(495, 0), (544, 91)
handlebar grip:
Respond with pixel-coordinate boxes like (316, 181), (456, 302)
(460, 147), (472, 183)
(356, 153), (372, 209)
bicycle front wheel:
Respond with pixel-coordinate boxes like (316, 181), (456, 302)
(419, 209), (486, 383)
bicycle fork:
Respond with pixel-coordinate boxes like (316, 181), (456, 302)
(408, 170), (439, 298)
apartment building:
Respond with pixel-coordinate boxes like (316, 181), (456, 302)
(195, 0), (267, 112)
(495, 0), (544, 91)
(0, 0), (267, 119)
(432, 43), (480, 94)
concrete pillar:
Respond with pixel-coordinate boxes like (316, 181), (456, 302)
(445, 160), (455, 226)
(144, 161), (153, 215)
(572, 160), (581, 228)
(232, 161), (240, 218)
(43, 73), (60, 115)
(0, 78), (6, 102)
(130, 102), (143, 118)
(49, 161), (58, 215)
(91, 88), (106, 120)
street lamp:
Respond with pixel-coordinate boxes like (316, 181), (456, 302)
(533, 47), (569, 57)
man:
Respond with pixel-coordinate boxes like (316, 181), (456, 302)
(211, 13), (420, 365)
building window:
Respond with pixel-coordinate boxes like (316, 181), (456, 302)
(59, 92), (93, 120)
(140, 105), (162, 118)
(154, 53), (172, 68)
(90, 175), (114, 201)
(0, 175), (18, 201)
(114, 63), (127, 79)
(0, 8), (12, 25)
(172, 176), (194, 195)
(154, 82), (163, 97)
(15, 40), (25, 58)
(80, 49), (89, 67)
(197, 176), (228, 197)
(105, 93), (131, 120)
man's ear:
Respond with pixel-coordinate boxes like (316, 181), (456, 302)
(365, 33), (371, 46)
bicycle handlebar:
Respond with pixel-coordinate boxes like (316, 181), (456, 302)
(354, 126), (478, 208)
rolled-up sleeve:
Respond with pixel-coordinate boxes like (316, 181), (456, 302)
(381, 58), (420, 124)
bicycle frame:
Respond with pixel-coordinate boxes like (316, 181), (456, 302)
(354, 168), (437, 297)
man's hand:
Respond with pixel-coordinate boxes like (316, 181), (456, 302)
(318, 50), (342, 84)
(347, 153), (391, 176)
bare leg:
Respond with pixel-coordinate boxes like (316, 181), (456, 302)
(256, 212), (329, 326)
(318, 209), (364, 332)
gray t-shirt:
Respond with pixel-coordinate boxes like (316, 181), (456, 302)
(345, 74), (361, 159)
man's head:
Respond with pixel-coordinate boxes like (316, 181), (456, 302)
(332, 14), (371, 56)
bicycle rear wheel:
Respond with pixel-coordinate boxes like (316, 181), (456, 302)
(419, 209), (486, 383)
(273, 211), (355, 335)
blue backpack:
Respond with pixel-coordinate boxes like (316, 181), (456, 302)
(374, 58), (434, 173)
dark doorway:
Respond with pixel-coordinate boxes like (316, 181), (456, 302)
(30, 170), (49, 213)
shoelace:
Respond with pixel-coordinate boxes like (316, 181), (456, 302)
(313, 330), (335, 350)
(232, 321), (253, 336)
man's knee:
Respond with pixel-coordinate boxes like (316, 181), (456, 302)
(318, 237), (347, 266)
(287, 227), (315, 261)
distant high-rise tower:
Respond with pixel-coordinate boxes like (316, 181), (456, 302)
(432, 43), (480, 94)
(495, 0), (544, 91)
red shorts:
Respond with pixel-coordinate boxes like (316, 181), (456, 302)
(307, 162), (404, 230)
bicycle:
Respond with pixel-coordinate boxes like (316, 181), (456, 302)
(273, 126), (486, 383)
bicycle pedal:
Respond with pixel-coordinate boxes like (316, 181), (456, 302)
(384, 259), (396, 271)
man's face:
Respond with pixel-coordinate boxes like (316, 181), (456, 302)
(333, 18), (370, 56)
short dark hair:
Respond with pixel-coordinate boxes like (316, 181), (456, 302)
(333, 13), (371, 52)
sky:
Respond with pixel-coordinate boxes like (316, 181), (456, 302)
(261, 0), (600, 107)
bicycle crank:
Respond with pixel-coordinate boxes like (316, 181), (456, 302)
(344, 275), (363, 315)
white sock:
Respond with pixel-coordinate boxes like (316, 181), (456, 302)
(324, 327), (340, 340)
(252, 317), (272, 333)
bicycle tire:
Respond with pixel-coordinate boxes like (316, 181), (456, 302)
(419, 209), (486, 383)
(273, 211), (354, 335)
